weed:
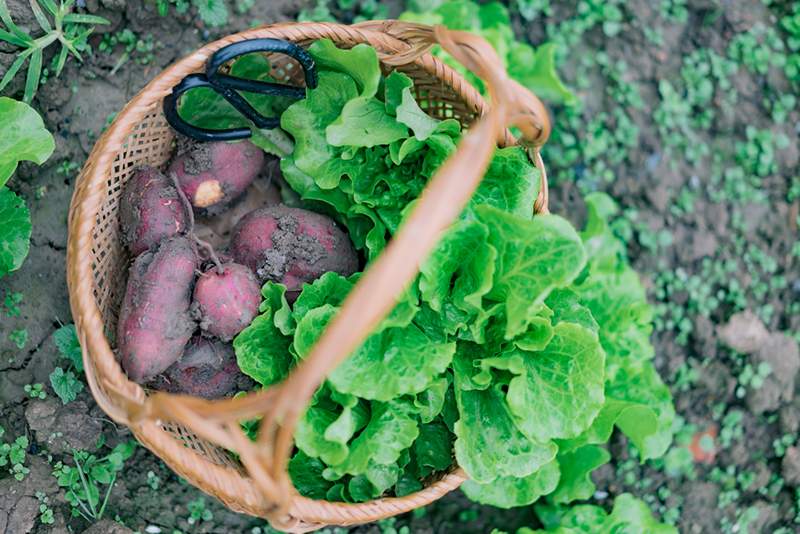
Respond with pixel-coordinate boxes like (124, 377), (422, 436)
(514, 0), (551, 21)
(0, 426), (30, 481)
(0, 0), (109, 102)
(9, 328), (28, 349)
(728, 23), (787, 76)
(187, 497), (213, 525)
(147, 470), (161, 490)
(53, 442), (136, 522)
(735, 126), (789, 178)
(50, 324), (85, 404)
(3, 291), (22, 317)
(660, 0), (688, 23)
(24, 383), (47, 400)
(36, 491), (55, 525)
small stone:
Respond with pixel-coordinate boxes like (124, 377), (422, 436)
(25, 399), (103, 454)
(782, 447), (800, 486)
(779, 401), (800, 434)
(717, 311), (769, 354)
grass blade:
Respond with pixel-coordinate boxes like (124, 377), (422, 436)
(0, 49), (30, 92)
(28, 0), (52, 32)
(23, 47), (42, 103)
(54, 43), (68, 76)
(39, 0), (57, 16)
(62, 0), (76, 13)
(0, 1), (34, 43)
(0, 28), (29, 47)
(62, 13), (109, 25)
(96, 473), (116, 520)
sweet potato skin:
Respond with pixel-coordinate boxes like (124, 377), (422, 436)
(151, 337), (243, 399)
(230, 206), (359, 292)
(119, 166), (188, 256)
(117, 236), (198, 382)
(168, 139), (264, 211)
(191, 262), (261, 341)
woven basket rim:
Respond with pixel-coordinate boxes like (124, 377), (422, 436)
(65, 21), (507, 531)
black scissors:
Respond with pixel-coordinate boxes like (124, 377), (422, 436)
(163, 38), (318, 142)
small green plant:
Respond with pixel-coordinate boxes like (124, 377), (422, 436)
(49, 324), (85, 404)
(0, 0), (109, 103)
(24, 382), (47, 399)
(9, 327), (28, 349)
(154, 0), (230, 27)
(146, 470), (161, 490)
(187, 497), (213, 525)
(0, 426), (30, 481)
(36, 491), (55, 525)
(53, 442), (136, 522)
(3, 291), (22, 316)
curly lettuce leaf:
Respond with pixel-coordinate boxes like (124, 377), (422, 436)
(328, 323), (455, 401)
(469, 147), (540, 218)
(533, 493), (677, 534)
(281, 70), (360, 190)
(479, 206), (587, 339)
(308, 39), (382, 99)
(325, 400), (419, 478)
(454, 346), (557, 483)
(461, 457), (560, 508)
(505, 322), (605, 442)
(399, 1), (575, 105)
(419, 218), (496, 314)
(550, 444), (611, 504)
(1, 98), (55, 187)
(0, 188), (32, 278)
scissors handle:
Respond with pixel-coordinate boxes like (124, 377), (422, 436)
(163, 38), (317, 142)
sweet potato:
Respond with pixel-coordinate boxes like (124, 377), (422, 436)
(119, 166), (188, 255)
(230, 205), (359, 292)
(191, 262), (261, 341)
(168, 137), (264, 212)
(151, 337), (243, 399)
(118, 236), (198, 382)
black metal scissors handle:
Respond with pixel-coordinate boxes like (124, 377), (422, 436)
(163, 38), (317, 142)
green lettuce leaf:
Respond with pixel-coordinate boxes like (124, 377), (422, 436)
(0, 187), (32, 278)
(505, 322), (605, 442)
(328, 323), (455, 401)
(533, 493), (677, 534)
(453, 347), (557, 483)
(0, 97), (55, 187)
(326, 400), (419, 478)
(233, 309), (293, 387)
(461, 457), (560, 508)
(550, 445), (611, 504)
(479, 206), (587, 338)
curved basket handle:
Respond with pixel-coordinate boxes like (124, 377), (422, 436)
(135, 22), (552, 528)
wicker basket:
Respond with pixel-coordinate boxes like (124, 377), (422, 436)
(66, 20), (551, 533)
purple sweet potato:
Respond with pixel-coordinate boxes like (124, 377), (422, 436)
(191, 262), (261, 341)
(230, 205), (359, 292)
(168, 137), (264, 211)
(118, 236), (198, 382)
(151, 337), (243, 399)
(119, 166), (188, 255)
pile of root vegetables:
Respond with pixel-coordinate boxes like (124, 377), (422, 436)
(117, 138), (357, 398)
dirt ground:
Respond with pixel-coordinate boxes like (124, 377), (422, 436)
(1, 0), (798, 533)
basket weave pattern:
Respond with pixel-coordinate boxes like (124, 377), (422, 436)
(67, 21), (550, 532)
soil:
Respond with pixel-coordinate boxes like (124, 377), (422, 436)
(1, 0), (799, 533)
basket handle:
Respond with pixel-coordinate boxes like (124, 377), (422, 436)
(134, 22), (552, 527)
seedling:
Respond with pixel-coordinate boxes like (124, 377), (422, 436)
(53, 442), (136, 522)
(0, 0), (109, 102)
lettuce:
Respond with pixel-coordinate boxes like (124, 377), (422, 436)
(400, 1), (576, 105)
(234, 40), (673, 508)
(0, 98), (54, 279)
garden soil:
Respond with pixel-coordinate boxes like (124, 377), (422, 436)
(1, 0), (798, 533)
